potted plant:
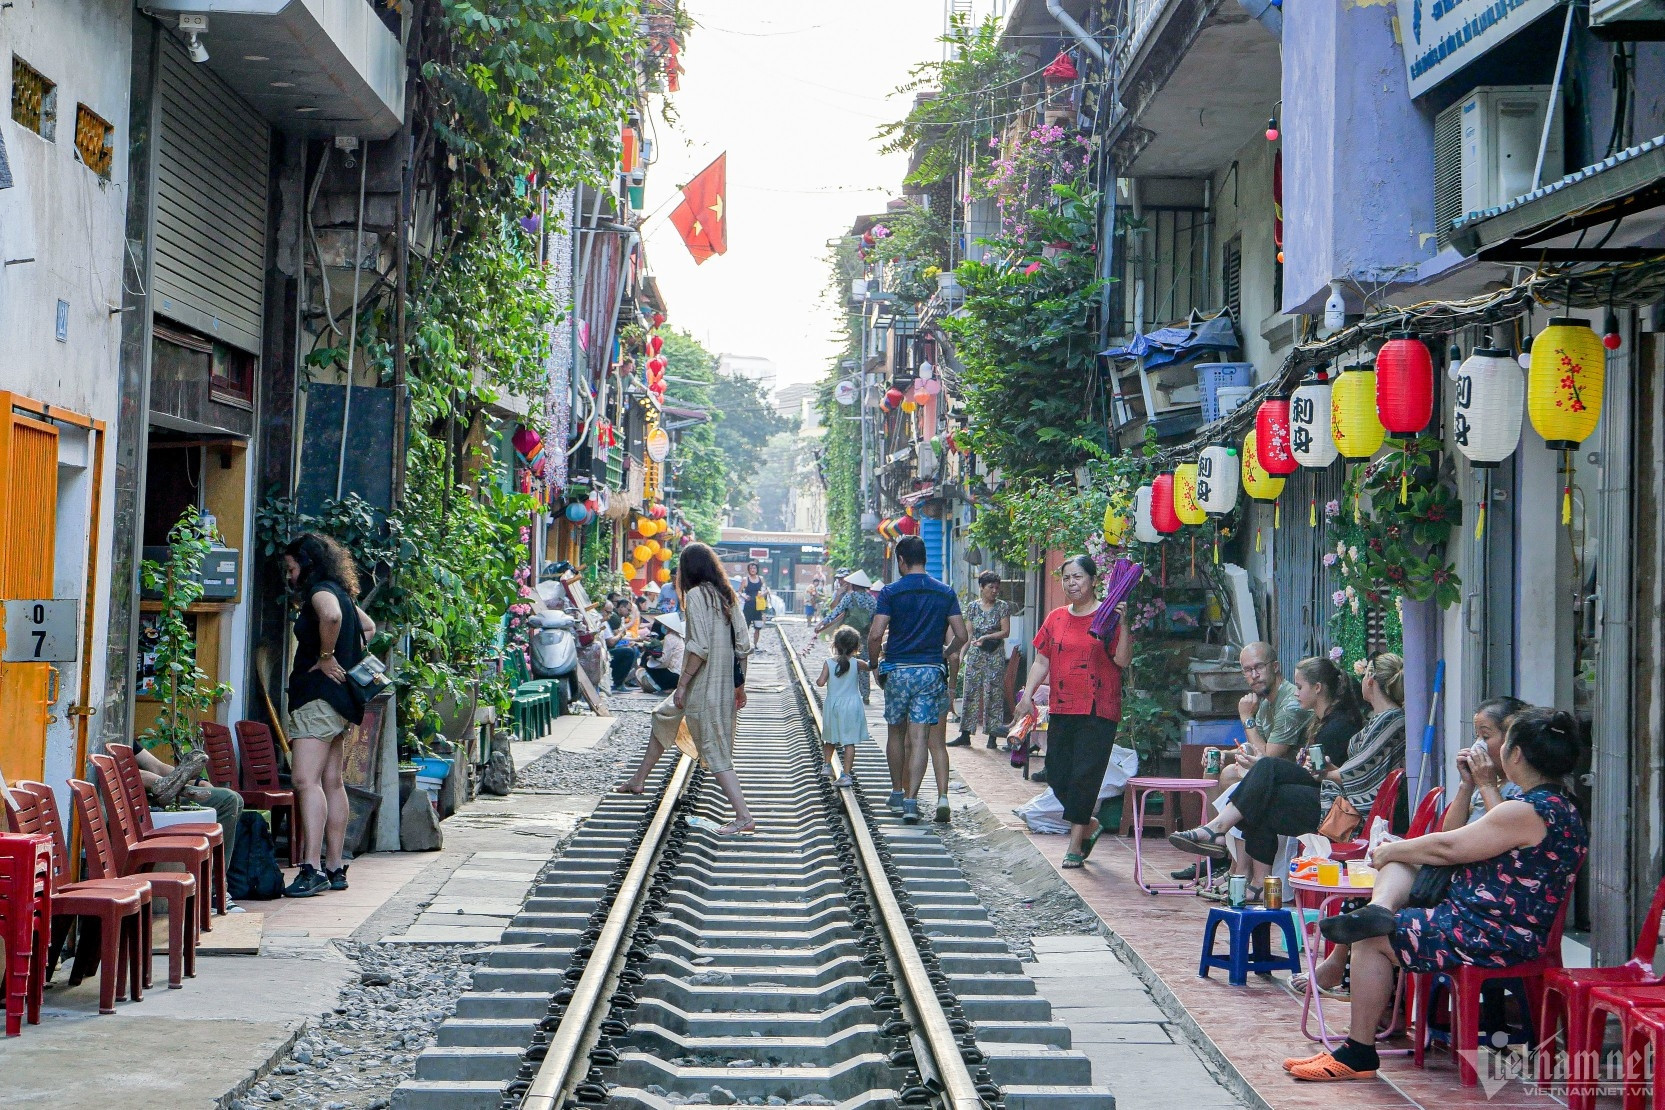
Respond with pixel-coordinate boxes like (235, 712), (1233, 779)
(139, 506), (231, 823)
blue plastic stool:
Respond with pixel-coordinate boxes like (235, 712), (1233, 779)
(1199, 906), (1302, 986)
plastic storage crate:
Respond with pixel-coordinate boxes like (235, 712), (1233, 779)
(1196, 362), (1255, 421)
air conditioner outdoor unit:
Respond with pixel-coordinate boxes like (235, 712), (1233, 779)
(1433, 86), (1563, 248)
(1589, 0), (1665, 40)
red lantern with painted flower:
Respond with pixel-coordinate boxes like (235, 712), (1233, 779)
(1254, 396), (1297, 475)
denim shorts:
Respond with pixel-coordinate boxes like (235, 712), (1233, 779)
(882, 665), (947, 726)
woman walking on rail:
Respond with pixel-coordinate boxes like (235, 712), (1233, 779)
(614, 542), (757, 835)
(1013, 555), (1132, 869)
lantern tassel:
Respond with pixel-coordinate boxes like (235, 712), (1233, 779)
(1474, 499), (1486, 542)
(1274, 500), (1281, 529)
(1309, 499), (1317, 528)
(1255, 527), (1263, 554)
(1213, 533), (1220, 565)
(1562, 451), (1574, 526)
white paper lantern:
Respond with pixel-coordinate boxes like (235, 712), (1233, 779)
(1133, 484), (1162, 543)
(1195, 445), (1239, 515)
(1290, 378), (1338, 468)
(1453, 346), (1524, 467)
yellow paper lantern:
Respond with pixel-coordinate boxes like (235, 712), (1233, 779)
(1241, 430), (1286, 502)
(655, 567), (672, 584)
(1528, 317), (1605, 450)
(1173, 463), (1207, 525)
(645, 540), (661, 558)
(633, 544), (651, 563)
(901, 399), (917, 413)
(1102, 503), (1128, 545)
(621, 561), (637, 578)
(1331, 366), (1386, 459)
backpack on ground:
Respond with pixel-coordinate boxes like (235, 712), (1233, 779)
(228, 811), (287, 900)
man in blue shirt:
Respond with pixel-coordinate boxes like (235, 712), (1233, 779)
(867, 535), (968, 824)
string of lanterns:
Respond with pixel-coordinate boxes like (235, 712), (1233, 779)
(1108, 313), (1611, 547)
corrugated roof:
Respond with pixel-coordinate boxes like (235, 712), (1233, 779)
(1451, 135), (1665, 234)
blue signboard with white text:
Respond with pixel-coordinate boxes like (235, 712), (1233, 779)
(1396, 0), (1558, 98)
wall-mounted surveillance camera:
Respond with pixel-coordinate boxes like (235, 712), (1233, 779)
(179, 13), (209, 63)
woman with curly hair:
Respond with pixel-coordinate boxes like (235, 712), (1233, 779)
(280, 533), (377, 897)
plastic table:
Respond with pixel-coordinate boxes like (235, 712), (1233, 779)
(1126, 776), (1217, 895)
(1288, 873), (1407, 1052)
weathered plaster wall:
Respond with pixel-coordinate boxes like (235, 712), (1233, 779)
(1282, 0), (1437, 314)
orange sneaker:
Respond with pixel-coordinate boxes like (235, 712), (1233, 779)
(1288, 1052), (1377, 1081)
(1281, 1051), (1327, 1072)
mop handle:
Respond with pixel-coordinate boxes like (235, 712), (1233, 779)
(1415, 660), (1446, 801)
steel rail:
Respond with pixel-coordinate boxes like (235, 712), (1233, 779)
(519, 751), (695, 1110)
(778, 629), (992, 1110)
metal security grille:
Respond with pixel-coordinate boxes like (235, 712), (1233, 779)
(154, 35), (270, 353)
(1273, 465), (1345, 669)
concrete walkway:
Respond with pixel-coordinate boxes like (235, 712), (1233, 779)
(0, 714), (616, 1109)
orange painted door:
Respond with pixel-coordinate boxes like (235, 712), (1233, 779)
(0, 407), (59, 785)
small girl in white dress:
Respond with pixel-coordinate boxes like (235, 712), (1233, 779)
(816, 627), (870, 787)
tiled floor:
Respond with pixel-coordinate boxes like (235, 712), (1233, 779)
(944, 739), (1580, 1110)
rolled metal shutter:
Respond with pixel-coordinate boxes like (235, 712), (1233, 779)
(153, 36), (269, 354)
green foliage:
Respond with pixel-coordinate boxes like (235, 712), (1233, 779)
(866, 204), (951, 303)
(942, 185), (1106, 482)
(878, 14), (1024, 191)
(424, 0), (642, 225)
(1327, 436), (1462, 611)
(139, 507), (232, 761)
(712, 371), (793, 521)
(816, 236), (880, 576)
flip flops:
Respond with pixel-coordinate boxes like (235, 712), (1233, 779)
(1168, 826), (1230, 859)
(1080, 820), (1104, 859)
(1061, 851), (1085, 869)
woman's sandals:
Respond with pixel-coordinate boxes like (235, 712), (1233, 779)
(1168, 825), (1230, 859)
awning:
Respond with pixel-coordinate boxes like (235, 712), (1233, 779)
(1450, 135), (1665, 263)
(1101, 310), (1240, 370)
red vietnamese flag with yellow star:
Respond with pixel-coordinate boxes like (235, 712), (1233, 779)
(668, 154), (727, 264)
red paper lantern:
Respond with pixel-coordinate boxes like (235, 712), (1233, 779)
(896, 513), (919, 536)
(884, 387), (904, 408)
(1254, 397), (1298, 475)
(1151, 472), (1182, 534)
(647, 334), (664, 356)
(652, 313), (666, 327)
(1376, 333), (1435, 436)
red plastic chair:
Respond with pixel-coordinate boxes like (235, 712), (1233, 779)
(0, 832), (51, 1036)
(68, 779), (198, 990)
(233, 721), (299, 864)
(1329, 768), (1405, 862)
(1537, 874), (1665, 1108)
(199, 721), (240, 790)
(89, 754), (212, 934)
(1410, 885), (1573, 1086)
(1619, 1002), (1665, 1110)
(6, 782), (158, 1001)
(1406, 787), (1446, 839)
(106, 744), (227, 916)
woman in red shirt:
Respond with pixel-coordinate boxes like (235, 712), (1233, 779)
(1014, 555), (1133, 869)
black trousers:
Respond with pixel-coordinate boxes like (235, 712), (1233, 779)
(610, 645), (639, 687)
(1046, 713), (1118, 827)
(1233, 756), (1322, 864)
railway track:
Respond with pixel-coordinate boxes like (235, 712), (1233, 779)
(394, 628), (1115, 1109)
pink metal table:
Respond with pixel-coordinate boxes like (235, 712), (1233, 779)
(1126, 776), (1217, 895)
(1288, 874), (1407, 1052)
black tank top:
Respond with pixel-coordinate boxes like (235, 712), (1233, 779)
(287, 580), (367, 724)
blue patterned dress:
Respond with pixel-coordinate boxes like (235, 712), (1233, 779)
(1391, 786), (1586, 972)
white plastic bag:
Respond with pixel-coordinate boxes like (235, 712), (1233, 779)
(1367, 816), (1401, 855)
(1295, 833), (1332, 859)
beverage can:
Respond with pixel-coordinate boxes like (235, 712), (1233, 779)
(1228, 874), (1248, 907)
(1203, 747), (1222, 776)
(1263, 877), (1283, 910)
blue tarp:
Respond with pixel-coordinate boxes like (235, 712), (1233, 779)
(1100, 312), (1239, 371)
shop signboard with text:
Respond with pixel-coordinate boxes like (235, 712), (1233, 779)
(1396, 0), (1558, 98)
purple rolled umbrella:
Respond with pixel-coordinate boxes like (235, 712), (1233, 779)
(1088, 557), (1146, 646)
